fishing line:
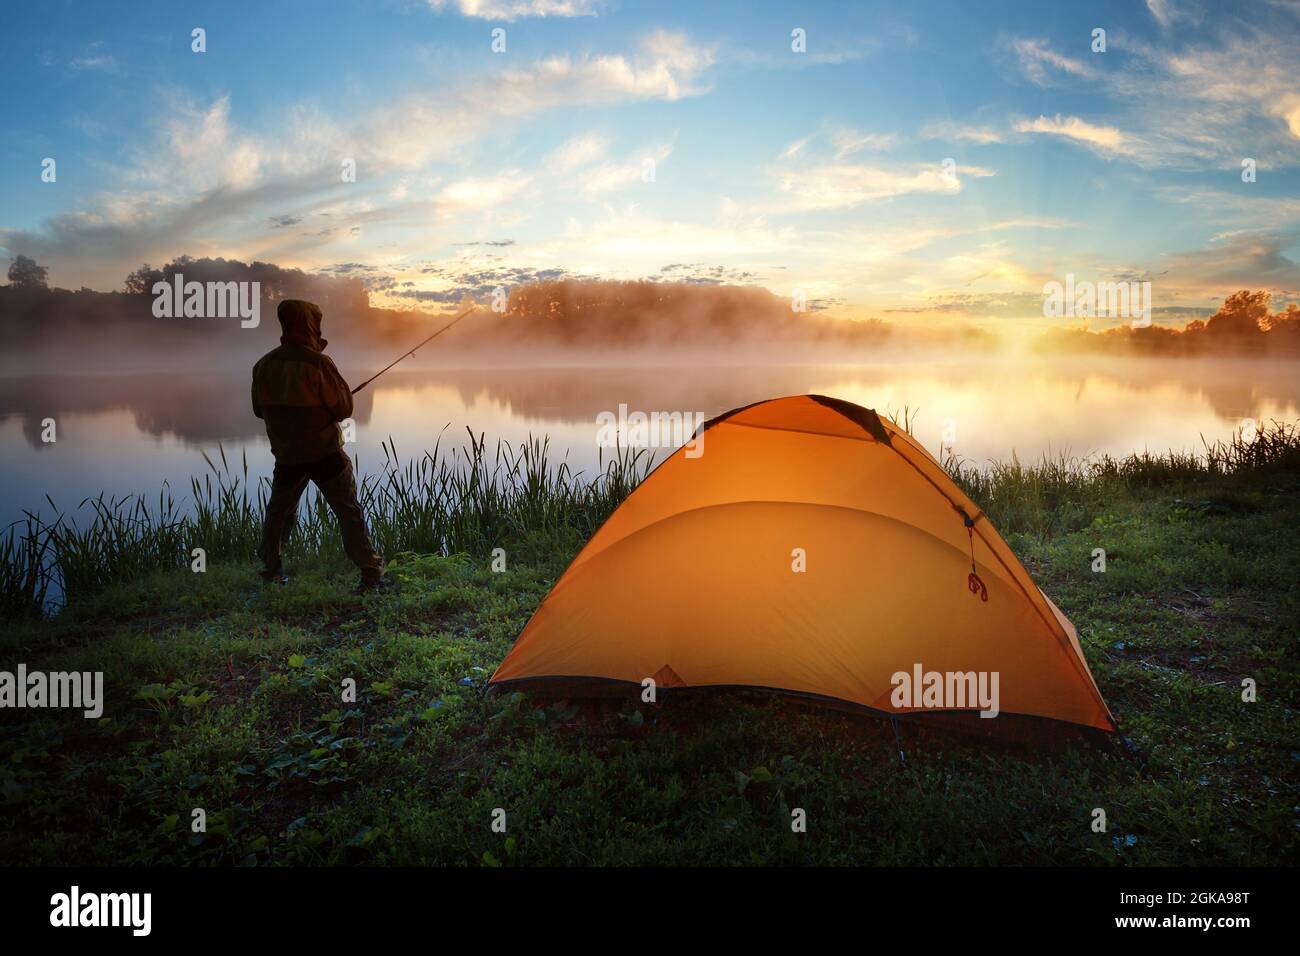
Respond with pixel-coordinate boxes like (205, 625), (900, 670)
(351, 303), (477, 394)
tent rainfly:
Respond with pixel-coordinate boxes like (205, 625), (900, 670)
(489, 395), (1116, 734)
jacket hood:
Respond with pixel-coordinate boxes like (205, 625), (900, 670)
(277, 299), (328, 351)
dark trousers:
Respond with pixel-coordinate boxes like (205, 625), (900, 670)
(258, 450), (384, 580)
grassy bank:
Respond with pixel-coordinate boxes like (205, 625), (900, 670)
(1, 424), (1297, 865)
(0, 432), (651, 615)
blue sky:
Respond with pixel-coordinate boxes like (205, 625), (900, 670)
(2, 0), (1297, 330)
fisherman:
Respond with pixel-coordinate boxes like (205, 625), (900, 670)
(252, 299), (385, 591)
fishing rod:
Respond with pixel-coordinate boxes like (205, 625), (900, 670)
(351, 303), (477, 394)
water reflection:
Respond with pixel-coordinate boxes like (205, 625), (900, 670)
(1, 357), (1296, 526)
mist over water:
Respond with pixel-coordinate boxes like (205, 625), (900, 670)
(2, 355), (1296, 531)
(5, 278), (1297, 533)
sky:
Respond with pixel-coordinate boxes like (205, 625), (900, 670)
(1, 0), (1298, 333)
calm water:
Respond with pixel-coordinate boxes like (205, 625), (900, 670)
(1, 356), (1296, 529)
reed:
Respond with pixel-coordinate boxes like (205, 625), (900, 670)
(945, 419), (1300, 535)
(2, 419), (1295, 616)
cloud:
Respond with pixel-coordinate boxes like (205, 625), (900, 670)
(806, 217), (1068, 266)
(724, 35), (884, 71)
(920, 121), (1004, 145)
(1157, 231), (1300, 296)
(435, 171), (534, 214)
(647, 263), (759, 285)
(1010, 38), (1094, 85)
(1005, 24), (1300, 168)
(916, 232), (1296, 320)
(1158, 30), (1300, 146)
(363, 30), (713, 170)
(762, 130), (990, 214)
(882, 291), (1047, 318)
(0, 31), (714, 287)
(145, 95), (264, 191)
(578, 144), (673, 195)
(427, 0), (605, 20)
(54, 41), (121, 75)
(830, 129), (898, 158)
(1147, 0), (1174, 27)
(545, 134), (608, 173)
(1145, 0), (1205, 28)
(773, 162), (994, 212)
(1152, 184), (1300, 234)
(392, 260), (586, 303)
(69, 55), (118, 73)
(556, 210), (795, 262)
(779, 136), (811, 160)
(542, 135), (673, 196)
(1014, 114), (1125, 154)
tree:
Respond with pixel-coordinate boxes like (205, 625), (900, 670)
(124, 263), (163, 294)
(7, 254), (48, 289)
(1262, 301), (1300, 332)
(1263, 301), (1300, 349)
(1205, 290), (1270, 337)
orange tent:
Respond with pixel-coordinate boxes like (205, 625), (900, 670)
(490, 395), (1116, 734)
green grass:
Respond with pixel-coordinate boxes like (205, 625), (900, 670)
(0, 431), (652, 615)
(1, 424), (1297, 865)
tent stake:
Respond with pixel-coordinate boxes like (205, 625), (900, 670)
(890, 715), (906, 765)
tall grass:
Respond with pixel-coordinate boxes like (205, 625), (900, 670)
(1, 431), (654, 616)
(947, 419), (1300, 535)
(2, 419), (1296, 617)
(0, 513), (54, 618)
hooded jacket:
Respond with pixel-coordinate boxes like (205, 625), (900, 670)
(252, 300), (354, 465)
